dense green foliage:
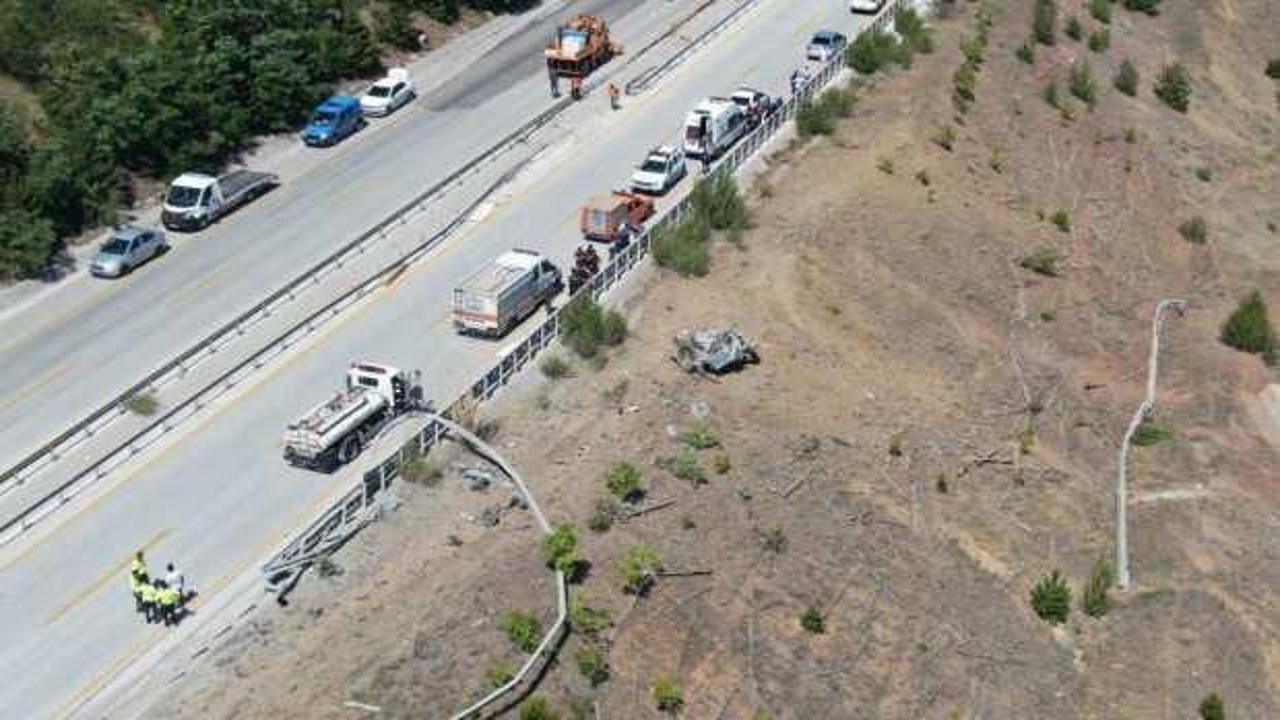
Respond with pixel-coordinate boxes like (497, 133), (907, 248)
(1033, 0), (1058, 46)
(0, 0), (537, 280)
(559, 294), (627, 358)
(1030, 569), (1071, 624)
(1081, 558), (1114, 618)
(1114, 59), (1140, 96)
(1154, 63), (1192, 112)
(1220, 291), (1277, 364)
(1199, 693), (1224, 720)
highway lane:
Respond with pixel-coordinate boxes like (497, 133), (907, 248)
(0, 0), (696, 468)
(0, 0), (872, 716)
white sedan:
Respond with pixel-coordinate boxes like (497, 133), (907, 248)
(360, 68), (416, 117)
(631, 146), (688, 195)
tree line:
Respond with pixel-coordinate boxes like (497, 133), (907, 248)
(0, 0), (537, 281)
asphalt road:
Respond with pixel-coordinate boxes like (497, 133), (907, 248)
(0, 0), (653, 468)
(0, 0), (874, 716)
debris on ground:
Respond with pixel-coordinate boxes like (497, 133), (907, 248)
(673, 328), (759, 374)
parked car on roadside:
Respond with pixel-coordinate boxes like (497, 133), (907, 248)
(806, 30), (848, 63)
(360, 68), (416, 117)
(90, 226), (167, 278)
(301, 95), (364, 147)
(631, 146), (687, 195)
(850, 0), (886, 14)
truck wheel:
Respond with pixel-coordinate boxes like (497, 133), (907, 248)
(337, 434), (361, 465)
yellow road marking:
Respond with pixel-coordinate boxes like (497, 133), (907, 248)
(45, 528), (172, 626)
(166, 262), (238, 310)
(55, 632), (158, 720)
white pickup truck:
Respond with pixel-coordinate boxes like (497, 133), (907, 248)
(161, 169), (278, 231)
(453, 249), (563, 338)
(283, 363), (424, 472)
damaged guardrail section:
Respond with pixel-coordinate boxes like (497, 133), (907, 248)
(262, 2), (906, 715)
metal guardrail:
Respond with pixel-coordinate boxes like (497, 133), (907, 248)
(625, 0), (766, 96)
(260, 4), (906, 714)
(0, 92), (574, 499)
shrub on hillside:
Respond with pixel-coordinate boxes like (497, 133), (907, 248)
(894, 6), (934, 56)
(1030, 569), (1071, 624)
(1114, 59), (1140, 96)
(651, 214), (711, 277)
(559, 295), (627, 358)
(1178, 217), (1207, 244)
(1154, 63), (1192, 112)
(847, 30), (900, 75)
(1122, 0), (1161, 16)
(1033, 0), (1058, 46)
(500, 610), (542, 653)
(1069, 62), (1097, 107)
(1016, 39), (1035, 64)
(1088, 29), (1110, 53)
(542, 523), (583, 576)
(1220, 291), (1277, 363)
(1089, 0), (1112, 24)
(652, 677), (684, 713)
(690, 173), (750, 236)
(1021, 248), (1060, 276)
(1064, 15), (1083, 41)
(1199, 693), (1225, 720)
(0, 210), (59, 282)
(1268, 59), (1280, 80)
(1082, 558), (1114, 618)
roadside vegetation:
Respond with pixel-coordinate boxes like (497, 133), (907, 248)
(652, 173), (748, 276)
(0, 0), (536, 281)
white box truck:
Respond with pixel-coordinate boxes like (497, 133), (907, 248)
(453, 249), (563, 338)
(283, 362), (423, 472)
(161, 169), (278, 231)
(683, 97), (749, 160)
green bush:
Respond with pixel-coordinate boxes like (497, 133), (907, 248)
(605, 462), (644, 502)
(1030, 569), (1071, 625)
(796, 87), (858, 138)
(847, 30), (898, 74)
(690, 173), (750, 237)
(1199, 693), (1224, 720)
(520, 697), (560, 720)
(542, 523), (583, 575)
(539, 353), (572, 380)
(589, 495), (619, 532)
(651, 213), (711, 277)
(682, 424), (720, 449)
(1122, 0), (1161, 16)
(500, 610), (542, 653)
(800, 607), (826, 634)
(1178, 217), (1207, 244)
(1154, 63), (1191, 112)
(954, 62), (978, 104)
(1064, 15), (1083, 41)
(1220, 291), (1277, 362)
(576, 643), (610, 686)
(569, 598), (613, 635)
(934, 125), (957, 151)
(1268, 59), (1280, 80)
(373, 4), (419, 50)
(1069, 62), (1097, 107)
(400, 450), (442, 486)
(559, 295), (627, 358)
(652, 677), (684, 713)
(667, 451), (706, 484)
(1131, 420), (1173, 447)
(0, 210), (59, 282)
(1021, 248), (1061, 277)
(1033, 0), (1058, 46)
(758, 526), (788, 554)
(1051, 209), (1072, 232)
(1090, 0), (1112, 24)
(1088, 29), (1110, 52)
(618, 544), (663, 594)
(1082, 558), (1114, 618)
(960, 35), (986, 67)
(487, 660), (516, 688)
(1043, 79), (1061, 108)
(894, 6), (934, 55)
(1114, 59), (1140, 96)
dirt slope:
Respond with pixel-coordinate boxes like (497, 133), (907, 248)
(159, 1), (1279, 718)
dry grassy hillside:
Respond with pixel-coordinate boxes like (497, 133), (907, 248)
(159, 1), (1279, 717)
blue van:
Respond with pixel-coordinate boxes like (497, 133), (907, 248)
(301, 95), (364, 147)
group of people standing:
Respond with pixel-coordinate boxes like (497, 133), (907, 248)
(128, 551), (188, 627)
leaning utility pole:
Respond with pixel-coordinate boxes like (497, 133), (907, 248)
(1116, 298), (1187, 590)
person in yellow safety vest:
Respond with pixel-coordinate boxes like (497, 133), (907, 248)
(157, 583), (181, 626)
(129, 572), (146, 613)
(139, 580), (159, 624)
(130, 550), (148, 583)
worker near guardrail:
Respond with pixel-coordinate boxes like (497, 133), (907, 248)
(607, 83), (621, 110)
(129, 572), (147, 614)
(139, 580), (159, 624)
(157, 581), (181, 626)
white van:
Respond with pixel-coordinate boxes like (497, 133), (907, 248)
(683, 97), (749, 160)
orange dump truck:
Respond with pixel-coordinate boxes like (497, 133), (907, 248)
(579, 191), (655, 242)
(545, 14), (622, 78)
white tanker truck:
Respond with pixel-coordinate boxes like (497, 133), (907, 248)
(283, 362), (424, 472)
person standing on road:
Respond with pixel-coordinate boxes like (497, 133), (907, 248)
(548, 66), (560, 98)
(139, 579), (159, 624)
(570, 76), (584, 101)
(129, 572), (146, 614)
(607, 83), (621, 110)
(164, 563), (185, 598)
(157, 582), (180, 626)
(130, 551), (148, 583)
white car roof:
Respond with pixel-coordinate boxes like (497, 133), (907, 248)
(171, 173), (216, 189)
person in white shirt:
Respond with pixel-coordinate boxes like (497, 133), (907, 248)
(164, 563), (185, 597)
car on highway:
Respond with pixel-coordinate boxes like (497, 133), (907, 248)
(806, 30), (848, 63)
(631, 146), (687, 195)
(90, 226), (167, 278)
(730, 87), (782, 127)
(360, 68), (416, 117)
(850, 0), (886, 14)
(301, 95), (364, 147)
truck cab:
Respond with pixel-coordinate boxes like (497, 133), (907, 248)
(162, 173), (223, 231)
(301, 95), (364, 147)
(347, 362), (414, 411)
